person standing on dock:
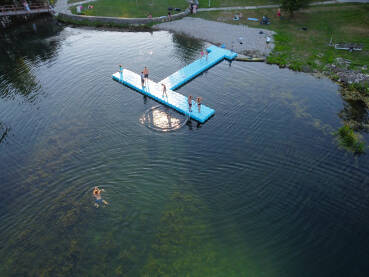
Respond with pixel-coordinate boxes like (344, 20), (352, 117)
(141, 72), (145, 88)
(205, 49), (208, 61)
(161, 83), (168, 99)
(196, 97), (202, 113)
(188, 95), (193, 112)
(143, 66), (149, 86)
(119, 64), (123, 80)
(201, 49), (204, 60)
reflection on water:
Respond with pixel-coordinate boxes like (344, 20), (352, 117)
(172, 33), (205, 63)
(0, 122), (9, 143)
(140, 105), (188, 132)
(0, 19), (369, 277)
(0, 16), (62, 102)
(339, 98), (369, 131)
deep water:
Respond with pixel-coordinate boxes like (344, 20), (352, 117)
(0, 17), (369, 276)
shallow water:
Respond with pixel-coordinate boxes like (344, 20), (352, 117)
(0, 17), (369, 276)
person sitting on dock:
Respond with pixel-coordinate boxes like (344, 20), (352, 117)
(161, 83), (168, 98)
(188, 95), (193, 112)
(143, 66), (149, 86)
(93, 186), (108, 208)
(196, 97), (202, 113)
(141, 72), (145, 88)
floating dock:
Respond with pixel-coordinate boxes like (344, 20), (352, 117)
(159, 45), (237, 90)
(112, 45), (237, 123)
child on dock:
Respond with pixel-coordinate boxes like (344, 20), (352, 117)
(119, 64), (123, 80)
(141, 72), (145, 88)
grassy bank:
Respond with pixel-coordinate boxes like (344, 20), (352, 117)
(71, 0), (188, 18)
(57, 14), (155, 29)
(196, 4), (369, 73)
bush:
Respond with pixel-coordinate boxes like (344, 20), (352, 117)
(335, 125), (366, 153)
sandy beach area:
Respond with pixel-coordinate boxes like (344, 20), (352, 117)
(154, 17), (275, 57)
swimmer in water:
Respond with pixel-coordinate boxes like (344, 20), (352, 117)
(93, 186), (108, 208)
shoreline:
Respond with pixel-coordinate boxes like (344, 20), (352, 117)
(153, 17), (275, 58)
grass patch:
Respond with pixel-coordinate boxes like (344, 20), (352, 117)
(198, 0), (276, 8)
(70, 0), (188, 18)
(335, 125), (366, 153)
(67, 0), (83, 4)
(196, 4), (369, 73)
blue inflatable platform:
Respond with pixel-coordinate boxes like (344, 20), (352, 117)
(112, 45), (237, 123)
(160, 45), (237, 90)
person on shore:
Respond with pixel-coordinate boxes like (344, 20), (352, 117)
(277, 8), (281, 19)
(168, 12), (172, 21)
(143, 66), (149, 86)
(188, 95), (193, 112)
(141, 71), (145, 88)
(266, 36), (271, 48)
(147, 13), (152, 18)
(189, 2), (193, 14)
(161, 83), (168, 98)
(93, 186), (108, 208)
(196, 97), (202, 113)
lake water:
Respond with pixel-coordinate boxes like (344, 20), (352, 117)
(0, 17), (369, 276)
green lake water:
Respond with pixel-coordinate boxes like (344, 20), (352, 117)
(0, 17), (369, 276)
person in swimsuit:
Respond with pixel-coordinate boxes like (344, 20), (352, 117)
(161, 83), (168, 98)
(93, 186), (108, 208)
(188, 95), (193, 112)
(141, 71), (145, 88)
(196, 97), (202, 113)
(143, 66), (149, 86)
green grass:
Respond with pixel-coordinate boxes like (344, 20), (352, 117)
(335, 125), (366, 153)
(196, 4), (369, 73)
(67, 0), (83, 4)
(71, 0), (189, 18)
(198, 0), (277, 8)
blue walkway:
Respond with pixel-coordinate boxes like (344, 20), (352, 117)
(112, 45), (237, 123)
(160, 45), (237, 90)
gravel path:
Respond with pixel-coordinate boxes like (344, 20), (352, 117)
(154, 17), (275, 57)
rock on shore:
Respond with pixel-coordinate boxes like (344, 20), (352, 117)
(154, 17), (275, 57)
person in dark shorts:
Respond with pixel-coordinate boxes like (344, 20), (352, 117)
(188, 95), (193, 112)
(93, 186), (108, 208)
(196, 97), (202, 113)
(143, 66), (149, 86)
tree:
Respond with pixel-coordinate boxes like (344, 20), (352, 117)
(280, 0), (312, 16)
